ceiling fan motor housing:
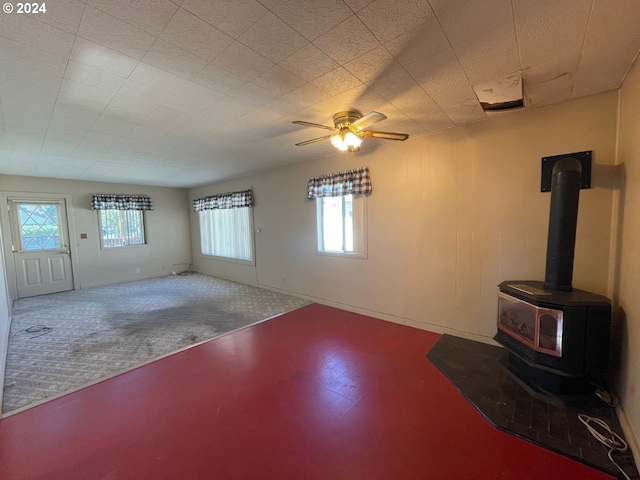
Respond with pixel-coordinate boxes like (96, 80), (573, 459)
(333, 111), (362, 129)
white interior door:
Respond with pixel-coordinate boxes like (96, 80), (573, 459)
(8, 199), (74, 298)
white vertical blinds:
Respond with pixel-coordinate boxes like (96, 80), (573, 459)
(199, 207), (253, 261)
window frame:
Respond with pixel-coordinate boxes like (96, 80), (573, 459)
(97, 209), (148, 250)
(198, 206), (255, 265)
(316, 193), (368, 259)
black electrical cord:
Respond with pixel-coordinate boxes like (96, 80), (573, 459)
(13, 325), (53, 339)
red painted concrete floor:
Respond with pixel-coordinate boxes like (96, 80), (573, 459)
(0, 304), (614, 480)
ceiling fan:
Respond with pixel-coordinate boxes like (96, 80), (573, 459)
(292, 111), (409, 152)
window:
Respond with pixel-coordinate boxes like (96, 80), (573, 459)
(317, 194), (366, 257)
(99, 210), (146, 248)
(199, 207), (253, 261)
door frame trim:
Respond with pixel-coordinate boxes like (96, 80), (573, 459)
(0, 192), (80, 301)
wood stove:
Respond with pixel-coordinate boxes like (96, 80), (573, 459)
(495, 157), (611, 396)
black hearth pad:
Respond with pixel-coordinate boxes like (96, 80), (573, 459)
(427, 334), (639, 480)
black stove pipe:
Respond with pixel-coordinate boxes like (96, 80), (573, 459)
(544, 157), (582, 292)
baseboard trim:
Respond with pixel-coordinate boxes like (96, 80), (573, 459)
(253, 282), (499, 347)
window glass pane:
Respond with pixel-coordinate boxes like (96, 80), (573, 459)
(322, 196), (344, 252)
(317, 194), (365, 255)
(199, 207), (253, 261)
(100, 210), (145, 248)
(18, 203), (62, 251)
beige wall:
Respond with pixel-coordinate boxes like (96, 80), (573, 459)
(190, 91), (618, 342)
(615, 57), (640, 456)
(0, 220), (11, 409)
(0, 175), (192, 297)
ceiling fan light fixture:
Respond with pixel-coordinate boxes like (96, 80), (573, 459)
(330, 134), (349, 151)
(343, 131), (362, 149)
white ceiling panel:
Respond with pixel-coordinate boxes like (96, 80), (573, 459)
(356, 0), (435, 44)
(159, 8), (233, 62)
(86, 0), (178, 36)
(34, 0), (86, 35)
(271, 0), (353, 42)
(0, 0), (638, 187)
(239, 12), (309, 63)
(181, 0), (268, 39)
(513, 0), (592, 70)
(70, 38), (140, 78)
(313, 15), (381, 66)
(77, 6), (156, 60)
(278, 44), (340, 82)
(0, 12), (75, 57)
(142, 39), (208, 79)
(212, 41), (275, 82)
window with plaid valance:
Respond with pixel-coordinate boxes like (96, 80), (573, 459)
(307, 167), (371, 199)
(91, 194), (153, 210)
(192, 189), (253, 212)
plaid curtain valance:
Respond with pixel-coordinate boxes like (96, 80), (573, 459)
(91, 194), (153, 211)
(193, 189), (253, 212)
(307, 166), (372, 199)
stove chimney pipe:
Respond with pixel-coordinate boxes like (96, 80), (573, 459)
(544, 157), (582, 292)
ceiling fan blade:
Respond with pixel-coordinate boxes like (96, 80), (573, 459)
(351, 111), (387, 131)
(292, 120), (335, 131)
(362, 130), (409, 141)
(295, 134), (334, 146)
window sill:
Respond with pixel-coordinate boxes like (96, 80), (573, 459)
(101, 243), (149, 251)
(316, 250), (368, 260)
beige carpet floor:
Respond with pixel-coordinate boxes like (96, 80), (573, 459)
(3, 274), (309, 413)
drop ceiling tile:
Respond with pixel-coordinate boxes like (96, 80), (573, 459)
(387, 85), (433, 110)
(252, 66), (306, 96)
(356, 0), (435, 44)
(572, 0), (640, 97)
(181, 0), (267, 38)
(239, 12), (309, 63)
(513, 0), (591, 69)
(159, 8), (233, 62)
(271, 0), (353, 41)
(143, 107), (194, 132)
(129, 63), (189, 92)
(278, 44), (339, 82)
(78, 6), (156, 60)
(70, 37), (140, 77)
(442, 102), (487, 125)
(313, 15), (381, 65)
(311, 67), (363, 95)
(212, 42), (274, 82)
(0, 11), (75, 57)
(523, 69), (573, 108)
(192, 63), (248, 95)
(400, 98), (453, 131)
(368, 62), (421, 101)
(170, 81), (225, 108)
(450, 23), (520, 85)
(64, 61), (127, 94)
(51, 101), (104, 128)
(0, 37), (69, 80)
(428, 0), (469, 17)
(571, 63), (628, 99)
(281, 83), (330, 108)
(142, 39), (208, 79)
(226, 83), (275, 108)
(58, 78), (117, 110)
(34, 0), (86, 34)
(437, 0), (513, 45)
(86, 0), (178, 36)
(91, 113), (140, 136)
(344, 46), (393, 85)
(343, 0), (375, 12)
